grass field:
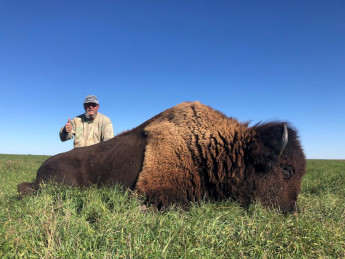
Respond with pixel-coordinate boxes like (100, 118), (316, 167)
(0, 154), (344, 258)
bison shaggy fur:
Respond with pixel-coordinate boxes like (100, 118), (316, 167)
(18, 101), (306, 212)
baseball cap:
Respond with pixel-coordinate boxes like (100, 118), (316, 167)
(84, 95), (99, 104)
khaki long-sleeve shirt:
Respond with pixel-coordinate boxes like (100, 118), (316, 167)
(59, 112), (114, 148)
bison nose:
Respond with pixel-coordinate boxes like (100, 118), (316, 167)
(286, 201), (298, 214)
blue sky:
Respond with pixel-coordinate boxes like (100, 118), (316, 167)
(1, 0), (344, 159)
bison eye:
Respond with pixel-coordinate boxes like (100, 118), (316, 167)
(282, 167), (295, 179)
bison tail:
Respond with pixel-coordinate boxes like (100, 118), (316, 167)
(17, 182), (38, 196)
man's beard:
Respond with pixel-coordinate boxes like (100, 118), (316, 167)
(85, 111), (97, 119)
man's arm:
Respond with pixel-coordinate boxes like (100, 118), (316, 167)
(102, 118), (114, 141)
(59, 118), (75, 142)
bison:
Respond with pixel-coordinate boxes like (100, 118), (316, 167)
(18, 101), (306, 212)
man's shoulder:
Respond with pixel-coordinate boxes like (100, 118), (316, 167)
(70, 114), (86, 125)
(97, 113), (112, 122)
(74, 114), (85, 121)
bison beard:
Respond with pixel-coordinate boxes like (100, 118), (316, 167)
(18, 101), (306, 212)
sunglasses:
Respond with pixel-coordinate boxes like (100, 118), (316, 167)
(85, 103), (98, 108)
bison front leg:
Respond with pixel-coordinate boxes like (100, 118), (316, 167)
(139, 187), (191, 210)
(135, 168), (198, 210)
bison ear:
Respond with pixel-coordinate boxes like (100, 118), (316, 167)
(250, 122), (289, 171)
(254, 122), (288, 156)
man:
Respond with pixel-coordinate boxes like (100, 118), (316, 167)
(60, 95), (114, 148)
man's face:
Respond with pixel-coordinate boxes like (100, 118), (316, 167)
(84, 103), (99, 119)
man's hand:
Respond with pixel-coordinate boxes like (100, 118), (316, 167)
(65, 118), (73, 133)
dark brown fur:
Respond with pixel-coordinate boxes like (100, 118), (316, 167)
(18, 101), (306, 212)
(18, 122), (148, 194)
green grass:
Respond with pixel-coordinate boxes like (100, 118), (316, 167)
(0, 155), (344, 258)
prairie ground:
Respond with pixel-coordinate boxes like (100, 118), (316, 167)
(0, 155), (344, 258)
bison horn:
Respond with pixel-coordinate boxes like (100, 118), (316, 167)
(279, 123), (288, 155)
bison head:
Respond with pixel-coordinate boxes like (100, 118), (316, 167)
(244, 122), (306, 212)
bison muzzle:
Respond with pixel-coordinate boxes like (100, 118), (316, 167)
(18, 101), (306, 212)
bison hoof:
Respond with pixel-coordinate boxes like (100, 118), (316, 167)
(17, 182), (36, 195)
